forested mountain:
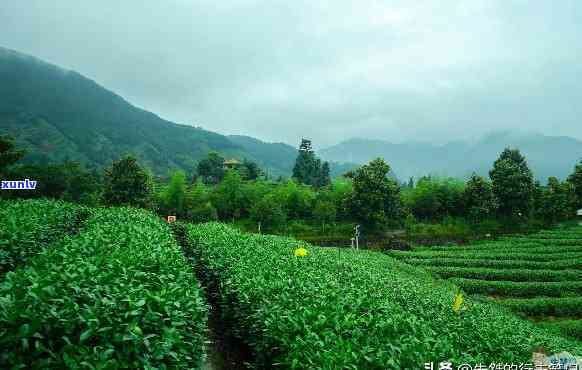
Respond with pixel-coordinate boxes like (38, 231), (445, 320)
(320, 132), (582, 182)
(0, 47), (292, 177)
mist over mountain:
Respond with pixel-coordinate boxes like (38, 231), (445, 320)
(0, 47), (297, 177)
(320, 131), (582, 182)
(2, 46), (579, 183)
(0, 47), (362, 179)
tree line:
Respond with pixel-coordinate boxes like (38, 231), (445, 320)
(2, 135), (582, 237)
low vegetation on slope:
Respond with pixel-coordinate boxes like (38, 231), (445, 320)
(390, 226), (582, 342)
(183, 223), (581, 369)
(0, 205), (207, 368)
(0, 199), (90, 277)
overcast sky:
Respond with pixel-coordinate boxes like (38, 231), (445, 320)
(1, 1), (581, 148)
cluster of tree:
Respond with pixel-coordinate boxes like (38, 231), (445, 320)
(292, 139), (331, 188)
(3, 134), (582, 237)
(156, 167), (352, 232)
(197, 151), (262, 185)
(403, 148), (582, 227)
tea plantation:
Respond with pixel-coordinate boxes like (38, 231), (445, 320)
(0, 200), (207, 368)
(389, 227), (582, 342)
(1, 199), (581, 368)
(181, 222), (581, 368)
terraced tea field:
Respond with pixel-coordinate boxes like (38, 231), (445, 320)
(2, 199), (581, 368)
(389, 226), (582, 342)
(180, 223), (582, 367)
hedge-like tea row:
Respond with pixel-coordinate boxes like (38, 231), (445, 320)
(183, 223), (581, 368)
(422, 244), (582, 254)
(426, 266), (581, 282)
(0, 207), (207, 369)
(390, 249), (582, 261)
(450, 278), (582, 298)
(508, 238), (582, 246)
(399, 257), (582, 270)
(497, 297), (582, 317)
(537, 320), (582, 341)
(416, 241), (542, 252)
(0, 199), (90, 277)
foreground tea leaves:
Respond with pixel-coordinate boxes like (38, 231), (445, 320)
(0, 206), (207, 369)
(185, 223), (581, 369)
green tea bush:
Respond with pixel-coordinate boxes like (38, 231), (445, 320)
(514, 239), (582, 246)
(390, 249), (582, 261)
(421, 244), (582, 254)
(450, 278), (582, 298)
(497, 297), (582, 317)
(184, 223), (581, 368)
(0, 199), (90, 277)
(537, 320), (582, 341)
(427, 266), (581, 282)
(399, 257), (582, 270)
(0, 207), (207, 369)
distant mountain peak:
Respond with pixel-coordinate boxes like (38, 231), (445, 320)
(320, 132), (582, 181)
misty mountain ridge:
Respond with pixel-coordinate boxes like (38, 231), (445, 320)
(0, 47), (305, 177)
(320, 131), (582, 182)
(2, 46), (580, 183)
(0, 46), (359, 179)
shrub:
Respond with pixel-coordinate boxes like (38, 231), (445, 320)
(183, 223), (581, 368)
(537, 320), (582, 341)
(426, 266), (581, 282)
(449, 278), (582, 298)
(0, 207), (207, 368)
(497, 297), (582, 317)
(0, 199), (89, 277)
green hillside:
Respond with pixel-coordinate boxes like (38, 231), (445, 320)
(0, 47), (292, 176)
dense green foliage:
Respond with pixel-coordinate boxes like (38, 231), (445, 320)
(538, 320), (582, 341)
(450, 278), (582, 298)
(103, 155), (152, 208)
(0, 205), (207, 368)
(249, 194), (286, 231)
(391, 226), (582, 340)
(292, 139), (331, 188)
(2, 161), (102, 205)
(402, 176), (465, 221)
(196, 151), (226, 185)
(567, 159), (582, 209)
(183, 223), (580, 368)
(425, 266), (581, 282)
(0, 199), (88, 277)
(157, 170), (188, 216)
(0, 135), (24, 176)
(533, 177), (577, 223)
(462, 174), (498, 223)
(489, 148), (535, 218)
(348, 158), (403, 233)
(496, 297), (582, 317)
(3, 126), (580, 239)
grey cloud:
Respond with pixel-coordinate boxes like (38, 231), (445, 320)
(1, 0), (581, 147)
